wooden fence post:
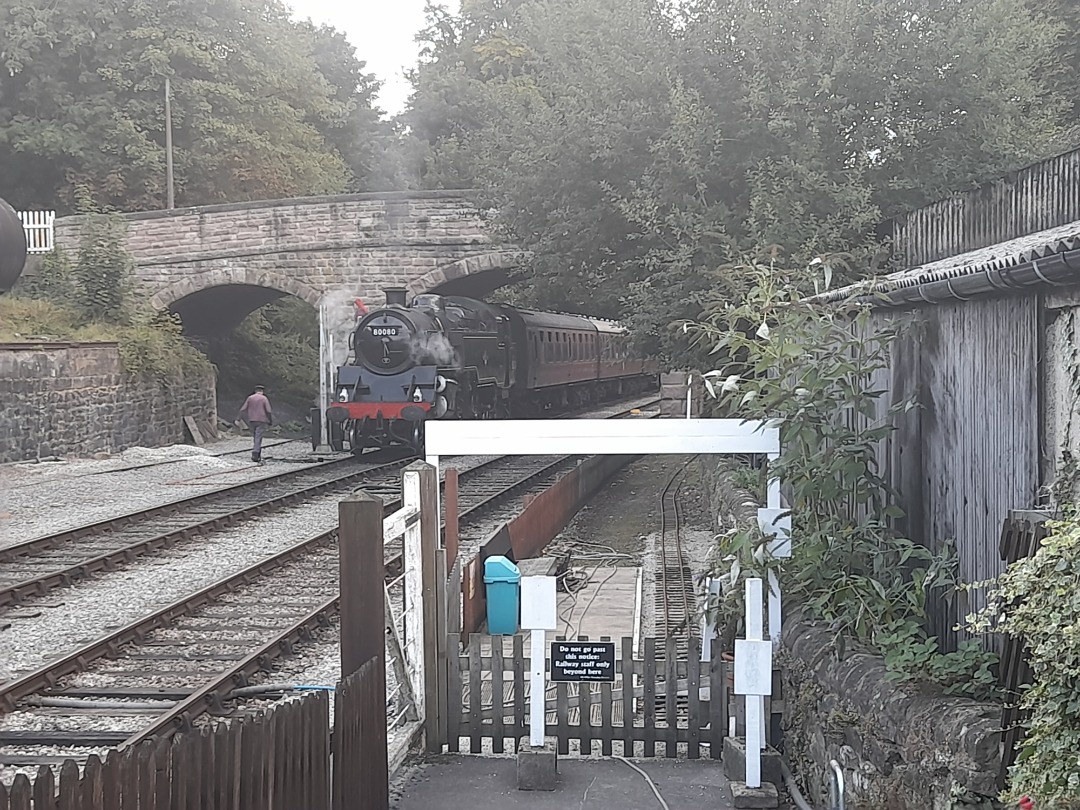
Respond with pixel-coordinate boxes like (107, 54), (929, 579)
(409, 461), (443, 753)
(434, 548), (448, 752)
(445, 467), (459, 569)
(339, 491), (386, 679)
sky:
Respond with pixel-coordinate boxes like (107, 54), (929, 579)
(287, 0), (432, 117)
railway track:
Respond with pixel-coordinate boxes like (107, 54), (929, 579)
(0, 402), (659, 768)
(0, 394), (659, 611)
(0, 450), (415, 609)
(651, 461), (699, 727)
(656, 463), (697, 656)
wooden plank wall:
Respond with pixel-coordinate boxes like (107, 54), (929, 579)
(887, 148), (1080, 267)
(868, 296), (1041, 652)
(996, 511), (1051, 789)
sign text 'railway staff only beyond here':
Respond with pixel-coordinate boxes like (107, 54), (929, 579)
(550, 641), (616, 682)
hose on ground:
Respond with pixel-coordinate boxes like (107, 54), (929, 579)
(614, 756), (671, 810)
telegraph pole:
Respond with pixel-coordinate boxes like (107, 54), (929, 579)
(164, 77), (175, 210)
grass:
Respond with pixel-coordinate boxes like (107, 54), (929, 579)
(0, 295), (213, 379)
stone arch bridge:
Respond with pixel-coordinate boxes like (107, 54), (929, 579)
(53, 191), (521, 336)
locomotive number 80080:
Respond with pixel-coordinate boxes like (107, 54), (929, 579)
(317, 288), (658, 454)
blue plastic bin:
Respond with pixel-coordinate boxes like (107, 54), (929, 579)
(484, 556), (521, 635)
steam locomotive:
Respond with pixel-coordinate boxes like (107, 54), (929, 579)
(318, 288), (658, 453)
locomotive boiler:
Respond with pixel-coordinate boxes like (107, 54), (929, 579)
(318, 288), (657, 454)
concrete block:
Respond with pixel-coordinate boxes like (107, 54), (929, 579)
(723, 736), (783, 787)
(516, 736), (558, 791)
(730, 781), (779, 808)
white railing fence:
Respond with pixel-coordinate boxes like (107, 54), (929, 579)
(16, 210), (55, 254)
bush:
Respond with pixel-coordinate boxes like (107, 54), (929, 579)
(970, 514), (1080, 807)
(692, 263), (998, 699)
(6, 214), (211, 380)
(209, 297), (319, 409)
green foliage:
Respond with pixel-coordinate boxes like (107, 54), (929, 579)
(406, 0), (1068, 357)
(0, 0), (400, 212)
(73, 215), (134, 323)
(210, 297), (319, 409)
(695, 264), (998, 699)
(969, 514), (1080, 807)
(10, 217), (209, 380)
(18, 249), (78, 303)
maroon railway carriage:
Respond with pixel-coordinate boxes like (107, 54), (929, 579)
(319, 291), (658, 454)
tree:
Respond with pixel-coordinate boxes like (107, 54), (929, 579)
(300, 22), (408, 191)
(0, 0), (381, 211)
(406, 0), (1069, 361)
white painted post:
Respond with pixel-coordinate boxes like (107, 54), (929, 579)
(318, 306), (330, 449)
(529, 630), (546, 746)
(700, 576), (722, 663)
(403, 469), (426, 718)
(520, 576), (557, 747)
(766, 452), (783, 646)
(734, 577), (772, 789)
(686, 374), (693, 419)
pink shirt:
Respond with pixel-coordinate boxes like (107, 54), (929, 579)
(241, 392), (272, 423)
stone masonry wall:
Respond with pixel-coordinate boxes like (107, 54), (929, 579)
(695, 459), (1004, 810)
(52, 192), (519, 309)
(0, 343), (217, 463)
(781, 618), (1002, 810)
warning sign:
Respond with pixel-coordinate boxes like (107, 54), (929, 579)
(550, 641), (616, 682)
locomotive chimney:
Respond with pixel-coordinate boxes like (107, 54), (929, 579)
(384, 288), (407, 306)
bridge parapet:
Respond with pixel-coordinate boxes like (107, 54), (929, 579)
(51, 191), (516, 323)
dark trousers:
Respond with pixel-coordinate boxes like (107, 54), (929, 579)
(250, 421), (267, 459)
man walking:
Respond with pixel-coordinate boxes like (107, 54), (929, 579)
(238, 385), (273, 463)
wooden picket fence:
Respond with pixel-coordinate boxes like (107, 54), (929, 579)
(0, 661), (386, 810)
(449, 634), (730, 759)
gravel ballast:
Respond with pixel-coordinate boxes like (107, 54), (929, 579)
(0, 438), (318, 549)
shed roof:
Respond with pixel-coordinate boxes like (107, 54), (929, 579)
(814, 218), (1080, 307)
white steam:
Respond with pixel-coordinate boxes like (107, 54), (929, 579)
(409, 330), (458, 366)
(320, 289), (364, 368)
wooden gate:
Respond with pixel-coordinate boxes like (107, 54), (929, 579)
(447, 634), (729, 758)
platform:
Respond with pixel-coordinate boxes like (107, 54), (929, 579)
(392, 755), (742, 810)
(555, 566), (639, 647)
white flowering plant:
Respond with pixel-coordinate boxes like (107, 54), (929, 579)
(688, 263), (998, 698)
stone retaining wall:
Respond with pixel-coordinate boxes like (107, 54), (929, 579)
(781, 618), (1003, 809)
(0, 342), (217, 462)
(695, 458), (1005, 809)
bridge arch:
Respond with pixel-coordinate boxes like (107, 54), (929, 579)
(407, 251), (525, 299)
(152, 268), (323, 337)
(150, 268), (322, 311)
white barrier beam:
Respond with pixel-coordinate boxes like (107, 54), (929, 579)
(425, 418), (779, 456)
